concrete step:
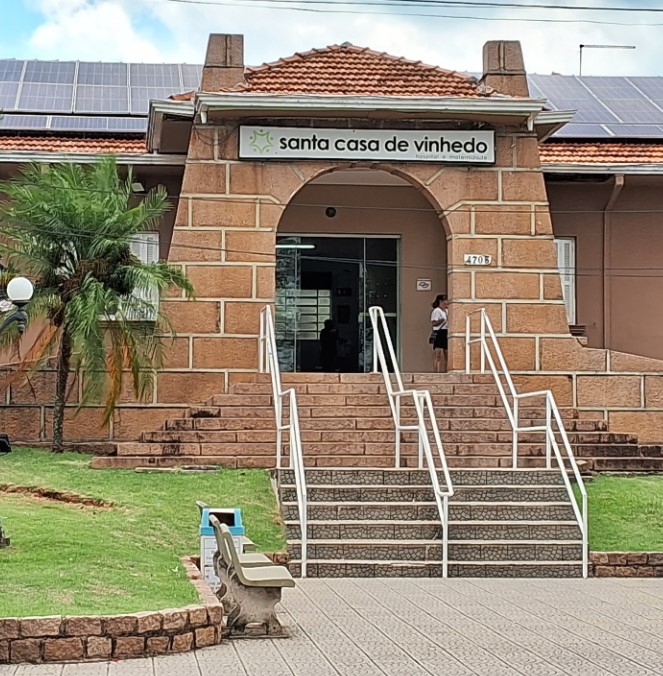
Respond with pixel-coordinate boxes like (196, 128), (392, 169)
(286, 539), (583, 562)
(280, 484), (571, 503)
(284, 520), (581, 541)
(286, 560), (584, 578)
(143, 428), (632, 446)
(278, 468), (566, 486)
(231, 382), (502, 396)
(163, 416), (607, 434)
(282, 500), (577, 522)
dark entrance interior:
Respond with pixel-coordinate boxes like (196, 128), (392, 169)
(275, 236), (398, 372)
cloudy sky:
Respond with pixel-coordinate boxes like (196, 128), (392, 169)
(2, 0), (662, 76)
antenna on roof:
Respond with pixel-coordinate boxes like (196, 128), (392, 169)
(579, 44), (635, 76)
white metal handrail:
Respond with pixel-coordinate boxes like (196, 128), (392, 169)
(259, 305), (308, 578)
(465, 308), (588, 578)
(369, 305), (454, 577)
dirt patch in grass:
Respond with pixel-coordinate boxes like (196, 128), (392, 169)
(0, 483), (115, 508)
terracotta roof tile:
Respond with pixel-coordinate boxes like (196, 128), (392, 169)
(170, 44), (491, 99)
(237, 44), (490, 97)
(0, 136), (146, 154)
(540, 142), (663, 165)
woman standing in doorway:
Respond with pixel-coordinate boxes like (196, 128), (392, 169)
(430, 294), (449, 373)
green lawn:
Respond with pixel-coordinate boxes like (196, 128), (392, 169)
(0, 448), (284, 618)
(584, 475), (663, 551)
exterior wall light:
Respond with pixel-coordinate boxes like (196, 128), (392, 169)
(1, 276), (34, 334)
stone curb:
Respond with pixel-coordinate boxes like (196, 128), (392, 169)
(590, 551), (663, 577)
(0, 555), (222, 664)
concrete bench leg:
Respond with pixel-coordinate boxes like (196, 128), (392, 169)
(225, 575), (287, 637)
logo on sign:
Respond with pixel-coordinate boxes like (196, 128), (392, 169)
(249, 129), (274, 154)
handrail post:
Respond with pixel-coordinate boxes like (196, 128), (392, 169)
(480, 312), (486, 374)
(259, 309), (265, 373)
(395, 397), (401, 469)
(465, 314), (471, 374)
(512, 396), (519, 468)
(546, 394), (552, 470)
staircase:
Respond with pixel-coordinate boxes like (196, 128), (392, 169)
(94, 372), (660, 473)
(280, 467), (584, 578)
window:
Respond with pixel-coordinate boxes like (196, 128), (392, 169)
(128, 232), (159, 322)
(554, 237), (576, 325)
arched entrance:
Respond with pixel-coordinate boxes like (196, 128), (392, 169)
(275, 168), (447, 373)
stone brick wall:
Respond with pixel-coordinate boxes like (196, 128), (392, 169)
(591, 552), (663, 577)
(0, 557), (222, 664)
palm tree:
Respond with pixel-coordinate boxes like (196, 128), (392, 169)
(0, 157), (193, 452)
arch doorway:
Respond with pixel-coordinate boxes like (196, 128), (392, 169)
(275, 168), (447, 373)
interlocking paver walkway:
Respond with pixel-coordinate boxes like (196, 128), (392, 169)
(2, 578), (663, 675)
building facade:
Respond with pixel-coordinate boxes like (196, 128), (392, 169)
(2, 35), (663, 450)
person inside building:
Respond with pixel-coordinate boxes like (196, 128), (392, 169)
(320, 319), (339, 372)
(430, 294), (449, 373)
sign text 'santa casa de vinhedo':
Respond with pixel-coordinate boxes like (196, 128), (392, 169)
(239, 126), (496, 163)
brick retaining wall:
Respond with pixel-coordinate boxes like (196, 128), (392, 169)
(591, 552), (663, 577)
(0, 556), (222, 664)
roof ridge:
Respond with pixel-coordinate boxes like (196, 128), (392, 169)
(244, 43), (480, 85)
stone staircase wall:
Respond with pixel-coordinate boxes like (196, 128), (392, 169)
(91, 373), (662, 471)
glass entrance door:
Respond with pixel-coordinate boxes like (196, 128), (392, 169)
(275, 236), (398, 372)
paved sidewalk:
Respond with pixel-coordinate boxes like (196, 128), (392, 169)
(2, 578), (663, 675)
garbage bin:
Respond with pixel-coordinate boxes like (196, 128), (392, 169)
(199, 507), (244, 590)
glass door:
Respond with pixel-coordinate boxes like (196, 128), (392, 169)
(359, 238), (399, 372)
(276, 236), (399, 372)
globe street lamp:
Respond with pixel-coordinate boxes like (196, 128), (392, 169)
(1, 277), (34, 334)
(0, 277), (34, 456)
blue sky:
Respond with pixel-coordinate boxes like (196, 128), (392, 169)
(2, 0), (662, 76)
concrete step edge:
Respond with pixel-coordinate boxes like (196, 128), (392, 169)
(280, 483), (567, 489)
(282, 500), (572, 507)
(285, 519), (580, 526)
(288, 539), (582, 545)
(287, 559), (584, 566)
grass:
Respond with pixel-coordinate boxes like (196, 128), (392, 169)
(0, 448), (284, 618)
(584, 475), (663, 551)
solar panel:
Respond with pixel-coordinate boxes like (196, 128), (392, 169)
(627, 77), (663, 112)
(552, 123), (610, 138)
(0, 82), (18, 110)
(74, 85), (129, 113)
(50, 115), (111, 131)
(0, 60), (24, 82)
(181, 64), (202, 89)
(23, 61), (75, 84)
(77, 62), (128, 86)
(106, 117), (148, 132)
(530, 74), (617, 125)
(129, 64), (180, 88)
(0, 114), (49, 130)
(526, 76), (549, 104)
(604, 124), (663, 138)
(18, 83), (73, 112)
(581, 77), (661, 124)
(129, 86), (177, 114)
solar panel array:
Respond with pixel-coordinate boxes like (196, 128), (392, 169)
(529, 74), (663, 138)
(2, 59), (663, 140)
(0, 59), (201, 132)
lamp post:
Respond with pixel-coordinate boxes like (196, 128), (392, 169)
(0, 277), (34, 335)
(0, 277), (34, 455)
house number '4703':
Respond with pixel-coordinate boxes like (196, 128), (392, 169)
(464, 254), (492, 266)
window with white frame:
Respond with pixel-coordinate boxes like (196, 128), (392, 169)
(554, 237), (576, 325)
(127, 232), (159, 321)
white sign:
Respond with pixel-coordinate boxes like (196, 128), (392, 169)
(464, 254), (493, 266)
(416, 279), (432, 292)
(239, 126), (495, 164)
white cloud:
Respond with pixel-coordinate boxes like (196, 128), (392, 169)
(22, 0), (662, 77)
(27, 0), (162, 61)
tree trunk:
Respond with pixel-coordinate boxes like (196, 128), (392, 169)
(52, 329), (71, 453)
